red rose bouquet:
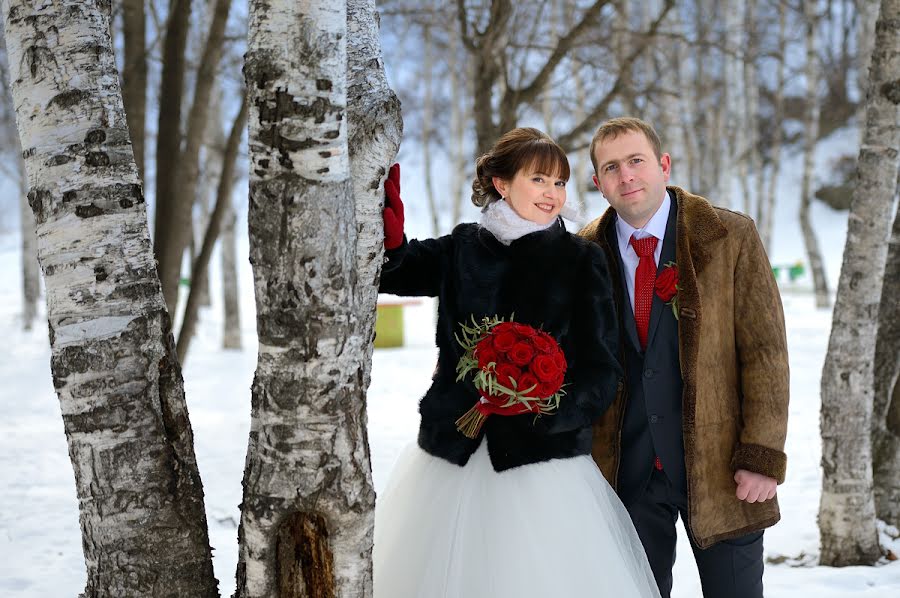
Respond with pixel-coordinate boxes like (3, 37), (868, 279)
(454, 315), (568, 438)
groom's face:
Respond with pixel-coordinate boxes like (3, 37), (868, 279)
(591, 130), (671, 229)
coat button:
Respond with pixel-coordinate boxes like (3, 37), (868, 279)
(649, 414), (660, 423)
(643, 369), (656, 379)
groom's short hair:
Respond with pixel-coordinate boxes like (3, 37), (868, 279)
(589, 117), (663, 175)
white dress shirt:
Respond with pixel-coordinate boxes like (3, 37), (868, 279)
(614, 192), (671, 315)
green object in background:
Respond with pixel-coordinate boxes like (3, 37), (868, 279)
(375, 303), (404, 348)
(772, 262), (806, 283)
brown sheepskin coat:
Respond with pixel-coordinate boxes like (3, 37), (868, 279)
(579, 186), (790, 548)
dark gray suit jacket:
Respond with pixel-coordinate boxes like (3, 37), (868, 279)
(607, 191), (686, 506)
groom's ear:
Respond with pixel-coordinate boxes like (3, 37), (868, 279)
(591, 174), (602, 194)
(659, 153), (672, 180)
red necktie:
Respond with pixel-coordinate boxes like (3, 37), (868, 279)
(630, 235), (658, 350)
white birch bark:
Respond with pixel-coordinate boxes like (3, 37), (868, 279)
(347, 0), (403, 311)
(0, 1), (218, 595)
(237, 0), (398, 594)
(800, 2), (830, 307)
(818, 0), (900, 566)
(856, 0), (881, 132)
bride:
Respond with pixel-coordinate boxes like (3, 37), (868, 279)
(373, 127), (660, 598)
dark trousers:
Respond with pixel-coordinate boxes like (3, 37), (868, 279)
(626, 467), (764, 598)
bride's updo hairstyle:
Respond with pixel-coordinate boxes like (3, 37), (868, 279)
(471, 127), (570, 208)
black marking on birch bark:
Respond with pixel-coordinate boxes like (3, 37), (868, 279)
(48, 88), (90, 109)
(63, 190), (77, 202)
(86, 151), (110, 167)
(257, 124), (322, 153)
(47, 154), (73, 166)
(316, 79), (332, 91)
(258, 92), (343, 127)
(85, 129), (107, 144)
(27, 187), (50, 223)
(26, 46), (56, 79)
(94, 266), (108, 282)
(879, 78), (900, 104)
(76, 203), (104, 218)
(131, 184), (145, 203)
(22, 147), (35, 159)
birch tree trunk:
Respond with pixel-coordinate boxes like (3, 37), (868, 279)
(153, 0), (191, 313)
(176, 92), (248, 363)
(742, 0), (761, 217)
(873, 199), (900, 527)
(237, 0), (398, 593)
(856, 0), (881, 131)
(121, 0), (146, 183)
(800, 3), (830, 307)
(168, 0), (232, 320)
(202, 87), (241, 352)
(818, 0), (900, 566)
(613, 0), (637, 115)
(0, 1), (218, 595)
(692, 0), (718, 199)
(759, 0), (786, 254)
(221, 200), (242, 350)
(723, 0), (743, 209)
(19, 154), (39, 329)
(448, 31), (469, 227)
(345, 2), (403, 578)
(421, 24), (440, 237)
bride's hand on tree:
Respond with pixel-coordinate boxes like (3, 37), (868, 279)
(383, 163), (404, 250)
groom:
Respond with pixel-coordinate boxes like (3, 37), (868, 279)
(579, 117), (789, 598)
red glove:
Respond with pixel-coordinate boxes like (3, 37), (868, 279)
(383, 163), (404, 250)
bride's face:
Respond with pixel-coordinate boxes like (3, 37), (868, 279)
(493, 168), (567, 225)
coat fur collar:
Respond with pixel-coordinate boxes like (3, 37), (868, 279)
(580, 186), (728, 276)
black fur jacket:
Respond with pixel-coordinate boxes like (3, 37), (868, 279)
(380, 219), (622, 471)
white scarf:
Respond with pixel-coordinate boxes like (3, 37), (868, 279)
(479, 200), (556, 246)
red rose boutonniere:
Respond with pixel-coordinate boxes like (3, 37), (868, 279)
(655, 262), (679, 320)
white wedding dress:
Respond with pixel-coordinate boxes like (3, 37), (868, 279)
(373, 440), (661, 598)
